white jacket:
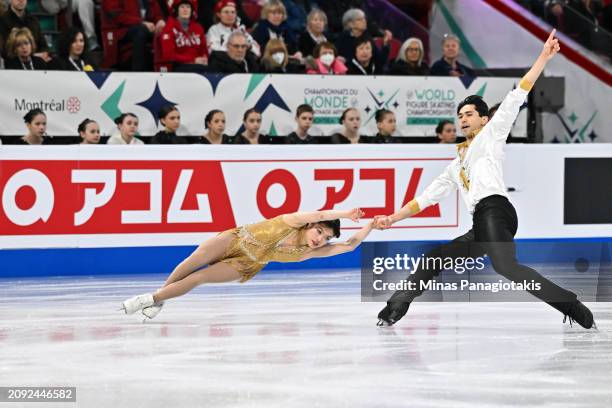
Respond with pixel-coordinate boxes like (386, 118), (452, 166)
(415, 83), (530, 214)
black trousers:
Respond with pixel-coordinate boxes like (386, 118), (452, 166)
(388, 195), (577, 313)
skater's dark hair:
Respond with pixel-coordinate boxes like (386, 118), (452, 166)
(204, 109), (224, 129)
(375, 109), (393, 123)
(24, 108), (45, 123)
(457, 95), (488, 117)
(296, 104), (313, 118)
(435, 119), (454, 134)
(78, 118), (97, 133)
(243, 108), (261, 122)
(313, 219), (341, 238)
(159, 105), (178, 123)
(114, 113), (138, 125)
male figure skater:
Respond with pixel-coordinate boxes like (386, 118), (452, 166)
(376, 29), (595, 329)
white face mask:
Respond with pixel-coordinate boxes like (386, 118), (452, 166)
(271, 52), (285, 65)
(320, 53), (335, 66)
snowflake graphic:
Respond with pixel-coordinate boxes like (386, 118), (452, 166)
(67, 97), (81, 114)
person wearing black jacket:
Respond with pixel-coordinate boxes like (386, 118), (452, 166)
(3, 26), (46, 70)
(0, 0), (49, 60)
(286, 104), (316, 144)
(346, 36), (385, 75)
(372, 109), (400, 143)
(150, 106), (187, 144)
(233, 108), (272, 144)
(48, 27), (97, 71)
(389, 37), (429, 76)
(208, 31), (259, 73)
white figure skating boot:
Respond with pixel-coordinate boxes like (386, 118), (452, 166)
(120, 294), (154, 314)
(142, 302), (165, 320)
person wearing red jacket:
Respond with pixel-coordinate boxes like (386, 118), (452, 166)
(101, 0), (166, 71)
(160, 0), (208, 72)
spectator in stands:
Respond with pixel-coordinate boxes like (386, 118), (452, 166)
(18, 109), (47, 145)
(198, 0), (254, 32)
(319, 1), (382, 37)
(49, 27), (96, 71)
(372, 109), (399, 143)
(0, 0), (50, 61)
(151, 105), (187, 144)
(335, 8), (391, 64)
(346, 35), (385, 75)
(286, 104), (316, 144)
(389, 37), (429, 76)
(101, 0), (166, 71)
(435, 119), (457, 144)
(298, 8), (328, 57)
(260, 38), (303, 73)
(430, 34), (474, 77)
(284, 0), (315, 39)
(331, 108), (369, 143)
(252, 0), (300, 56)
(107, 113), (145, 145)
(233, 108), (272, 144)
(208, 30), (259, 73)
(305, 41), (347, 75)
(3, 27), (46, 69)
(546, 0), (607, 54)
(206, 0), (261, 57)
(40, 0), (100, 51)
(160, 0), (208, 73)
(198, 109), (232, 144)
(78, 118), (101, 144)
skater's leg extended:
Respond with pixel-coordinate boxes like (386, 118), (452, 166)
(162, 230), (235, 287)
(154, 263), (241, 303)
(475, 197), (593, 328)
(378, 230), (480, 325)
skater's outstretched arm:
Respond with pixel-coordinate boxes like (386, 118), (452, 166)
(376, 163), (456, 229)
(283, 208), (364, 227)
(486, 29), (560, 141)
(303, 220), (375, 259)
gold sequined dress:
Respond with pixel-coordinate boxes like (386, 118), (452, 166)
(218, 215), (310, 282)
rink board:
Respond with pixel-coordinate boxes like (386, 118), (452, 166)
(1, 144), (611, 277)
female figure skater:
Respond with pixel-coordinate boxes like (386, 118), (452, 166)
(121, 208), (373, 319)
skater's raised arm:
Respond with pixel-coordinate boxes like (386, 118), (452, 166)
(487, 29), (560, 141)
(303, 220), (375, 259)
(283, 208), (364, 227)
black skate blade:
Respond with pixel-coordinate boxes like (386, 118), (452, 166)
(377, 319), (393, 327)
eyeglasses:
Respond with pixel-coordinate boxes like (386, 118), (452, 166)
(406, 47), (420, 52)
(229, 43), (248, 49)
(15, 40), (31, 47)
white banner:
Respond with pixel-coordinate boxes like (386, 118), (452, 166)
(0, 71), (527, 138)
(0, 144), (610, 249)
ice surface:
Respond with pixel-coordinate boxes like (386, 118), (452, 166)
(0, 270), (610, 408)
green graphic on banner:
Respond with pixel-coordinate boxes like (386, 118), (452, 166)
(407, 117), (454, 125)
(245, 74), (266, 100)
(314, 117), (341, 124)
(101, 80), (126, 122)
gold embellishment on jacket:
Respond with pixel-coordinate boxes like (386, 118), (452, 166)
(456, 141), (472, 191)
(519, 78), (534, 92)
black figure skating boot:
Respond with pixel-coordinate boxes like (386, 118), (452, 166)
(377, 302), (411, 326)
